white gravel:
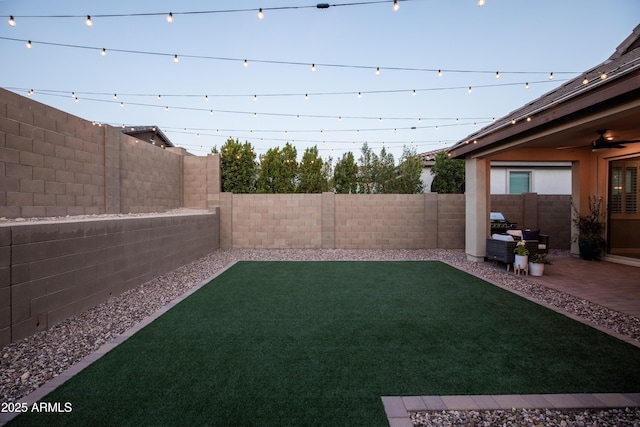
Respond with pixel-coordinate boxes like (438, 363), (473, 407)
(1, 248), (639, 425)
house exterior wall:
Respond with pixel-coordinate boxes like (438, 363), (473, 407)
(490, 166), (571, 194)
(1, 213), (219, 346)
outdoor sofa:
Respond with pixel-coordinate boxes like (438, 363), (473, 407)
(486, 229), (549, 271)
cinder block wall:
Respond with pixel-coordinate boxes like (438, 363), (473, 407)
(491, 193), (571, 249)
(1, 89), (107, 218)
(437, 194), (466, 249)
(0, 88), (185, 217)
(1, 212), (219, 346)
(232, 194), (323, 248)
(214, 193), (467, 250)
(334, 194), (427, 249)
(119, 132), (182, 213)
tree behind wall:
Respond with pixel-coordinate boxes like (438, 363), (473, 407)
(256, 143), (298, 193)
(430, 150), (465, 193)
(396, 146), (425, 194)
(297, 146), (328, 193)
(333, 152), (359, 194)
(212, 138), (257, 193)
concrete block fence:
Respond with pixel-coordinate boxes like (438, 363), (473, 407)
(0, 213), (219, 346)
(212, 192), (569, 251)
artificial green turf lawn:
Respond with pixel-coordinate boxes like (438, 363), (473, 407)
(10, 261), (640, 426)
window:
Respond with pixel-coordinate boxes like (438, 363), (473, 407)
(610, 161), (639, 214)
(509, 171), (531, 194)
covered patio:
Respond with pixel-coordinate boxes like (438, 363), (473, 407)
(525, 254), (640, 319)
(448, 24), (640, 268)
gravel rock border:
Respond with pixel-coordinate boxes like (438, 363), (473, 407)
(411, 407), (640, 426)
(1, 248), (639, 425)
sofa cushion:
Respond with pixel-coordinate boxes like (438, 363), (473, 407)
(492, 233), (514, 241)
(506, 229), (523, 238)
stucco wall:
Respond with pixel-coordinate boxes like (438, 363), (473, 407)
(0, 212), (219, 346)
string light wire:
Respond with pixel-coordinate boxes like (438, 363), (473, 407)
(0, 36), (578, 77)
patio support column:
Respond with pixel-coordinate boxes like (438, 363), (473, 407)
(465, 157), (490, 262)
(571, 161), (581, 256)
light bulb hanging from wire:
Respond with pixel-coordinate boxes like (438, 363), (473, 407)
(101, 48), (106, 56)
(8, 16), (16, 27)
(243, 59), (248, 68)
(393, 0), (400, 12)
(173, 54), (179, 63)
(26, 40), (32, 49)
(311, 63), (316, 72)
(478, 0), (486, 6)
(258, 8), (264, 19)
(86, 15), (93, 26)
(166, 12), (173, 23)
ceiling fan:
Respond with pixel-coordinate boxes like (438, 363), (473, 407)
(591, 129), (640, 151)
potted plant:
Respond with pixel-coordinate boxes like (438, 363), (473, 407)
(572, 196), (605, 260)
(529, 253), (552, 276)
(513, 240), (529, 270)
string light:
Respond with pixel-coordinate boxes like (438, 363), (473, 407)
(157, 95), (162, 101)
(173, 54), (179, 63)
(1, 35), (576, 80)
(412, 89), (416, 96)
(376, 67), (380, 75)
(548, 72), (553, 80)
(85, 15), (93, 26)
(305, 93), (309, 100)
(393, 0), (400, 12)
(495, 71), (500, 79)
(468, 86), (472, 93)
(8, 16), (16, 26)
(101, 48), (106, 56)
(120, 102), (124, 108)
(166, 12), (173, 23)
(357, 92), (362, 98)
(582, 77), (589, 85)
(253, 95), (257, 101)
(113, 94), (117, 99)
(205, 95), (209, 101)
(243, 59), (248, 67)
(311, 63), (316, 72)
(600, 72), (607, 80)
(258, 8), (264, 19)
(210, 110), (214, 115)
(478, 0), (486, 6)
(26, 40), (32, 48)
(165, 106), (169, 111)
(525, 82), (529, 89)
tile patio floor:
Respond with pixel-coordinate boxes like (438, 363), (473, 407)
(526, 255), (640, 318)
